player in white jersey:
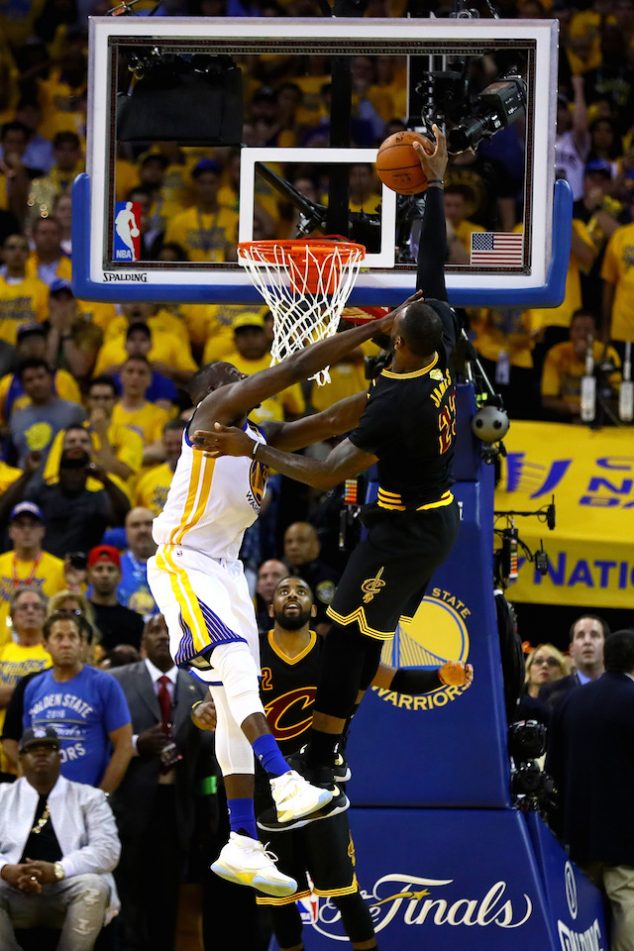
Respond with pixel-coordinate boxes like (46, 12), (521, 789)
(147, 306), (401, 895)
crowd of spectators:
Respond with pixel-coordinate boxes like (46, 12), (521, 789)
(0, 0), (633, 946)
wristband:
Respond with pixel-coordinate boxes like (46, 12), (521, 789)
(252, 440), (259, 458)
(427, 179), (443, 186)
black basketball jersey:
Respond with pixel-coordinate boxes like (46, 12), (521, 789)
(259, 628), (324, 758)
(348, 299), (460, 510)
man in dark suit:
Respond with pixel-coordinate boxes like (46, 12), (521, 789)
(545, 630), (634, 951)
(109, 614), (218, 951)
(539, 614), (607, 712)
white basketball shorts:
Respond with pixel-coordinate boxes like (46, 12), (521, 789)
(147, 544), (259, 679)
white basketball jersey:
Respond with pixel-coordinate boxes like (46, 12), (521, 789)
(153, 423), (267, 559)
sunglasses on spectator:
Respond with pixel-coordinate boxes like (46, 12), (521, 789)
(532, 656), (561, 667)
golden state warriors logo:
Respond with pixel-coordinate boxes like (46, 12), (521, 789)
(248, 458), (269, 508)
(374, 587), (471, 712)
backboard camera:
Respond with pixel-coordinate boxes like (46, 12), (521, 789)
(447, 76), (526, 154)
(116, 48), (243, 145)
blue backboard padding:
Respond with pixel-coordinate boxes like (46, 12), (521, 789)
(523, 811), (608, 944)
(347, 467), (512, 808)
(72, 176), (572, 308)
(297, 807), (559, 950)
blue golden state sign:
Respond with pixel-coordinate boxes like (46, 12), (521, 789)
(495, 421), (634, 608)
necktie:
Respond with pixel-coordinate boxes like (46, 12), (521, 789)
(157, 675), (173, 729)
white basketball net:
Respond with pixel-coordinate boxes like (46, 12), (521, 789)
(238, 240), (365, 385)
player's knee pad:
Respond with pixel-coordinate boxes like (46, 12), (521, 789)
(211, 641), (265, 726)
(332, 892), (375, 944)
(208, 685), (254, 776)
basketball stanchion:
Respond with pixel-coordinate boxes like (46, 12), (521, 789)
(237, 237), (365, 385)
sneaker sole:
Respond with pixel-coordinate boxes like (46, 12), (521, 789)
(258, 792), (350, 833)
(275, 785), (334, 824)
(209, 860), (298, 898)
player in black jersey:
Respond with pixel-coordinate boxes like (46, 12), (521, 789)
(192, 576), (472, 951)
(198, 126), (462, 776)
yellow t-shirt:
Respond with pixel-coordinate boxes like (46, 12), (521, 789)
(93, 330), (197, 377)
(0, 640), (51, 769)
(111, 401), (169, 445)
(25, 254), (73, 284)
(601, 222), (634, 342)
(0, 551), (66, 649)
(541, 340), (622, 409)
(0, 369), (81, 425)
(523, 219), (594, 333)
(135, 462), (174, 516)
(102, 309), (190, 344)
(223, 351), (305, 423)
(201, 306), (268, 363)
(0, 461), (22, 494)
(164, 206), (239, 263)
(471, 307), (535, 370)
(455, 218), (486, 253)
(0, 276), (49, 345)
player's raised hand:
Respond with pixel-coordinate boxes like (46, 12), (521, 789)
(193, 423), (255, 458)
(413, 124), (448, 182)
(438, 660), (473, 688)
(375, 289), (425, 334)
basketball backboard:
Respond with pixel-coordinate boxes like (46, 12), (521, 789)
(73, 15), (571, 308)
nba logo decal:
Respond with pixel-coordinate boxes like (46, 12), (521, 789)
(113, 201), (141, 261)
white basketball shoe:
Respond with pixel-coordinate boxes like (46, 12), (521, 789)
(210, 832), (298, 897)
(270, 769), (335, 824)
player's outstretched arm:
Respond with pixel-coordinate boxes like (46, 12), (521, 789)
(263, 392), (368, 452)
(194, 294), (421, 429)
(413, 124), (449, 302)
(372, 661), (473, 693)
(194, 425), (377, 491)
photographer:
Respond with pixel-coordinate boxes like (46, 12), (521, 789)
(540, 309), (621, 423)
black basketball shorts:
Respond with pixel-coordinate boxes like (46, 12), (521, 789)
(327, 499), (460, 640)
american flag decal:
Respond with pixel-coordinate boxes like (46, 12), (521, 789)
(470, 232), (524, 266)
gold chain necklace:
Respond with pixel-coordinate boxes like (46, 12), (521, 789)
(31, 805), (50, 835)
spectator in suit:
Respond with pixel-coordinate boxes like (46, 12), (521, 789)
(546, 630), (634, 951)
(253, 559), (288, 634)
(109, 614), (217, 951)
(0, 725), (121, 951)
(283, 522), (339, 636)
(539, 614), (607, 712)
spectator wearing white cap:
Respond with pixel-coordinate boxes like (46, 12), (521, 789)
(0, 503), (65, 649)
(0, 724), (121, 950)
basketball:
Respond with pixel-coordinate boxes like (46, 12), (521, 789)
(376, 130), (435, 196)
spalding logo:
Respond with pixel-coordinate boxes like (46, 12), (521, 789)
(374, 588), (471, 711)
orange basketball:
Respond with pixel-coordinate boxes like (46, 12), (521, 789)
(376, 130), (435, 196)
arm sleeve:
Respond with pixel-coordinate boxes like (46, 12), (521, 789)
(416, 185), (448, 302)
(391, 668), (442, 694)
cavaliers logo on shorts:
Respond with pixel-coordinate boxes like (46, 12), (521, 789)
(249, 458), (269, 506)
